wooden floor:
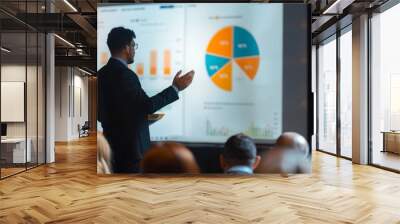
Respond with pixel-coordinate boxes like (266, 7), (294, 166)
(1, 167), (26, 178)
(1, 163), (44, 178)
(372, 150), (400, 171)
(1, 136), (400, 223)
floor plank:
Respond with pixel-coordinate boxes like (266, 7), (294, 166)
(0, 135), (399, 223)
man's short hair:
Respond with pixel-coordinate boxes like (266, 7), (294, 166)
(107, 27), (136, 54)
(223, 133), (257, 166)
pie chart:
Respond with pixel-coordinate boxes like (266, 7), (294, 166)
(205, 26), (260, 91)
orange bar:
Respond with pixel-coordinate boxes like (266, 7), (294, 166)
(136, 63), (144, 76)
(150, 50), (157, 76)
(163, 50), (171, 75)
(100, 52), (109, 65)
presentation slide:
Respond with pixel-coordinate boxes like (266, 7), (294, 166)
(98, 3), (309, 144)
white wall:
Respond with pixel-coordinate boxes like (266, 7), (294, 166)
(1, 65), (39, 137)
(1, 65), (26, 138)
(55, 67), (89, 141)
(73, 73), (89, 138)
(55, 66), (69, 141)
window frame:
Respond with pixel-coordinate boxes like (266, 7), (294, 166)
(315, 24), (353, 160)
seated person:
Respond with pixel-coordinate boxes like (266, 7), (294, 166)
(97, 133), (112, 174)
(275, 132), (310, 157)
(141, 142), (200, 174)
(257, 132), (311, 174)
(220, 134), (261, 175)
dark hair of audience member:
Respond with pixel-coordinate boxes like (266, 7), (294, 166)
(222, 133), (258, 167)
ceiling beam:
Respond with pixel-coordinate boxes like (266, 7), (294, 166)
(55, 55), (96, 71)
(67, 13), (97, 46)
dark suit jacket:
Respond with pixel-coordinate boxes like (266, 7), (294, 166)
(98, 58), (179, 173)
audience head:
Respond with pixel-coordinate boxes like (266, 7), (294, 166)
(141, 142), (200, 174)
(257, 132), (311, 174)
(97, 133), (112, 174)
(220, 133), (261, 174)
(107, 27), (136, 64)
(275, 132), (310, 157)
(276, 149), (311, 174)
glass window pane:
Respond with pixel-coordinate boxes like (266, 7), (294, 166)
(340, 29), (352, 158)
(27, 31), (38, 169)
(1, 31), (28, 177)
(318, 37), (337, 154)
(0, 0), (46, 179)
(371, 3), (400, 171)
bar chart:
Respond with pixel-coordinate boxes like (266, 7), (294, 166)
(134, 49), (174, 77)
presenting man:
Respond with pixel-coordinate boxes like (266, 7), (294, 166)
(98, 27), (194, 173)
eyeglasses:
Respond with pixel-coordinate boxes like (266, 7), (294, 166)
(131, 42), (138, 50)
